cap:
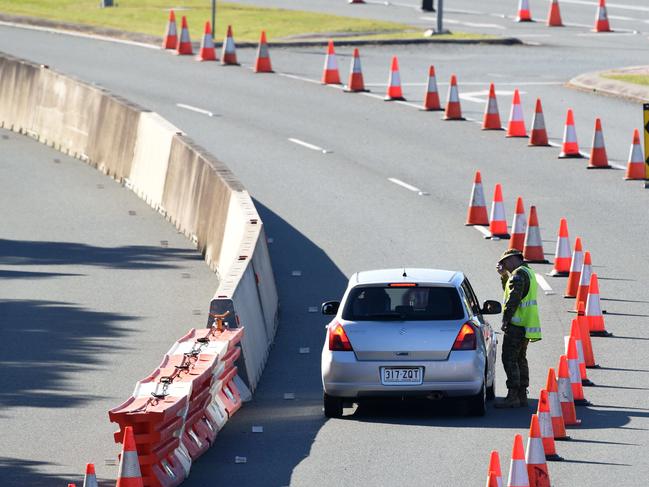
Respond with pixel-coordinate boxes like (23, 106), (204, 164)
(498, 249), (523, 263)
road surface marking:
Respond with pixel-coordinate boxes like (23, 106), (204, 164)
(364, 81), (562, 87)
(176, 103), (214, 117)
(560, 0), (649, 13)
(438, 18), (507, 30)
(288, 138), (330, 153)
(546, 141), (627, 170)
(388, 177), (423, 193)
(460, 89), (520, 104)
(277, 72), (322, 85)
(473, 226), (492, 238)
(535, 274), (555, 295)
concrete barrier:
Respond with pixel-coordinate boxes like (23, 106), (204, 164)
(0, 50), (279, 393)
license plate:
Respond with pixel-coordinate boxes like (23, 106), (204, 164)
(380, 367), (424, 385)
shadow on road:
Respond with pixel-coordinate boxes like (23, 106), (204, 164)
(0, 270), (82, 279)
(0, 299), (137, 409)
(0, 457), (76, 487)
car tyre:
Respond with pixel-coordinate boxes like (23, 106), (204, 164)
(323, 393), (344, 418)
(467, 382), (487, 416)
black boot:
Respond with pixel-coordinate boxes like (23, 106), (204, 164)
(494, 388), (521, 408)
(518, 387), (528, 407)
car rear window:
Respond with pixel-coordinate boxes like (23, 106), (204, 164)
(342, 286), (465, 321)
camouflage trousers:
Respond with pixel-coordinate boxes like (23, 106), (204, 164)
(501, 324), (530, 390)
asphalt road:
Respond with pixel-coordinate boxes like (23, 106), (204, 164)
(1, 14), (648, 487)
(0, 130), (218, 485)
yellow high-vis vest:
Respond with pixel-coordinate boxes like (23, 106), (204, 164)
(504, 266), (542, 341)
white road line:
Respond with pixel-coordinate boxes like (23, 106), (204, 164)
(609, 15), (637, 21)
(277, 72), (322, 85)
(388, 177), (423, 193)
(535, 274), (556, 295)
(176, 103), (214, 117)
(546, 141), (627, 169)
(445, 8), (485, 15)
(288, 138), (330, 153)
(473, 226), (492, 238)
(560, 0), (649, 13)
(364, 82), (562, 87)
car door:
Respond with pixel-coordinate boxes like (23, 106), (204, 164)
(461, 279), (496, 370)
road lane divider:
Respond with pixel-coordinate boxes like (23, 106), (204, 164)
(176, 16), (193, 55)
(487, 183), (511, 239)
(221, 25), (239, 66)
(509, 196), (527, 251)
(344, 48), (367, 92)
(254, 31), (273, 73)
(524, 206), (550, 263)
(535, 273), (555, 295)
(288, 137), (330, 153)
(385, 56), (406, 101)
(588, 118), (611, 169)
(176, 103), (215, 117)
(548, 0), (564, 27)
(421, 65), (442, 111)
(197, 21), (218, 62)
(529, 98), (550, 146)
(387, 177), (425, 194)
(162, 10), (178, 50)
(443, 74), (464, 121)
(465, 170), (490, 226)
(322, 40), (342, 85)
(549, 218), (571, 277)
(482, 83), (503, 130)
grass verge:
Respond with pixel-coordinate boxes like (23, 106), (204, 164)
(603, 74), (649, 87)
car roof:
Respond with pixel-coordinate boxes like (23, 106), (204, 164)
(351, 268), (464, 287)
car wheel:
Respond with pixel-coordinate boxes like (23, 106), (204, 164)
(323, 393), (343, 418)
(467, 382), (487, 416)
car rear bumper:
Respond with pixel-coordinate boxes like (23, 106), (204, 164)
(322, 348), (486, 398)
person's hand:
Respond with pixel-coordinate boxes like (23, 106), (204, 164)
(496, 262), (507, 276)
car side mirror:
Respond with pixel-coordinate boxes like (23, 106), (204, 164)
(481, 300), (502, 315)
(321, 301), (340, 316)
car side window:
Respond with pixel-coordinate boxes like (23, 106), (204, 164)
(461, 279), (481, 316)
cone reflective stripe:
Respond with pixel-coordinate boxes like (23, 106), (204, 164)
(557, 355), (581, 425)
(529, 98), (550, 146)
(116, 426), (144, 487)
(345, 48), (366, 92)
(162, 10), (178, 49)
(385, 56), (406, 101)
(523, 206), (548, 263)
(588, 118), (611, 168)
(550, 218), (571, 276)
(422, 65), (441, 111)
(526, 414), (552, 486)
(586, 273), (611, 336)
(321, 40), (341, 85)
(486, 450), (503, 487)
(488, 183), (510, 239)
(625, 129), (646, 180)
(578, 302), (598, 368)
(537, 389), (562, 461)
(567, 336), (588, 405)
(83, 463), (98, 487)
(559, 109), (583, 158)
(509, 197), (527, 251)
(196, 21), (217, 61)
(575, 251), (592, 311)
(546, 367), (569, 440)
(516, 0), (533, 22)
(254, 30), (273, 73)
(466, 170), (489, 226)
(506, 89), (527, 137)
(221, 25), (239, 65)
(444, 74), (464, 120)
(482, 83), (502, 130)
(569, 318), (593, 385)
(507, 434), (530, 487)
(564, 237), (583, 297)
(547, 0), (563, 26)
(594, 0), (611, 32)
(176, 16), (193, 55)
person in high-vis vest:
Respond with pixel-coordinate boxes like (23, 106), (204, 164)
(494, 249), (542, 409)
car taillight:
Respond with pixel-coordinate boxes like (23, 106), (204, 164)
(329, 322), (353, 351)
(452, 322), (476, 351)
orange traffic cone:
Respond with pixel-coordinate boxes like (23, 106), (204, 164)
(482, 83), (502, 130)
(221, 25), (239, 65)
(486, 450), (504, 487)
(162, 10), (178, 49)
(345, 48), (366, 92)
(322, 40), (341, 85)
(557, 355), (581, 426)
(444, 74), (464, 120)
(575, 250), (592, 311)
(84, 463), (98, 487)
(559, 109), (583, 158)
(506, 89), (527, 137)
(509, 197), (527, 251)
(466, 170), (489, 226)
(625, 129), (646, 180)
(588, 118), (611, 168)
(550, 218), (571, 277)
(116, 426), (144, 487)
(516, 0), (533, 22)
(537, 389), (563, 461)
(254, 31), (273, 73)
(567, 336), (589, 405)
(586, 273), (612, 337)
(594, 0), (612, 32)
(176, 16), (193, 55)
(529, 98), (550, 146)
(507, 434), (530, 487)
(526, 414), (552, 486)
(569, 318), (594, 385)
(523, 206), (548, 263)
(547, 0), (563, 26)
(546, 367), (569, 440)
(385, 56), (406, 101)
(564, 237), (583, 298)
(422, 65), (441, 111)
(578, 301), (599, 368)
(197, 21), (217, 61)
(488, 183), (510, 239)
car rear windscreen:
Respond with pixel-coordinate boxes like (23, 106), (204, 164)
(342, 286), (464, 321)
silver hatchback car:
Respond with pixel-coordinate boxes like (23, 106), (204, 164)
(321, 268), (501, 417)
